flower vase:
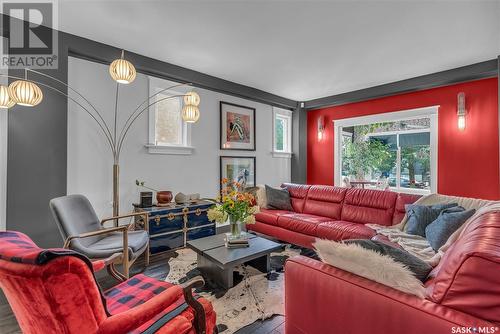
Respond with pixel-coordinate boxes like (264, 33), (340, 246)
(229, 220), (242, 240)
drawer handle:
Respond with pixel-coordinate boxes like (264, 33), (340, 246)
(195, 208), (202, 216)
(154, 216), (161, 226)
(167, 213), (175, 221)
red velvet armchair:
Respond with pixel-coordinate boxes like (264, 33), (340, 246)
(0, 231), (217, 334)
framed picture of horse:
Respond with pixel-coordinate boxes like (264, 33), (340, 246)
(220, 101), (256, 151)
(220, 156), (256, 192)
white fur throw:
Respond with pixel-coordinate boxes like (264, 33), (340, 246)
(313, 239), (427, 298)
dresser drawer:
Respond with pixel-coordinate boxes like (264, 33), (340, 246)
(186, 204), (212, 228)
(148, 210), (183, 235)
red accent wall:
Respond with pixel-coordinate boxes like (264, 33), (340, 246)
(307, 78), (499, 200)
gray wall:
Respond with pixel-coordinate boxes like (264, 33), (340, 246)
(6, 32), (68, 247)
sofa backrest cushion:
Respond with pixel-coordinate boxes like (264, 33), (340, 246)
(426, 210), (500, 323)
(281, 183), (311, 213)
(341, 188), (398, 226)
(393, 193), (421, 225)
(303, 185), (347, 220)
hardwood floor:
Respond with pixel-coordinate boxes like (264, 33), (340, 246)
(0, 252), (284, 334)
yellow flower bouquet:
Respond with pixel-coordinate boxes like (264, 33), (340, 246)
(207, 178), (260, 239)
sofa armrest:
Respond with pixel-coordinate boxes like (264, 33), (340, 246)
(285, 256), (493, 334)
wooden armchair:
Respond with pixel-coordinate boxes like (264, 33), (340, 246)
(50, 194), (149, 280)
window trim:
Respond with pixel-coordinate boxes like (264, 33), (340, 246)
(272, 107), (293, 158)
(333, 106), (439, 194)
(146, 77), (193, 155)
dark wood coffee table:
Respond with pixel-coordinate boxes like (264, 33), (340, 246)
(187, 233), (283, 289)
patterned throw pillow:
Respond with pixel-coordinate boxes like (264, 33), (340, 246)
(405, 203), (458, 237)
(425, 207), (476, 251)
(265, 185), (293, 211)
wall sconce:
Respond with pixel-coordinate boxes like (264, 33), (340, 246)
(457, 92), (466, 131)
(317, 116), (325, 140)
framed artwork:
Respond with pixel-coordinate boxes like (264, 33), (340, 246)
(220, 101), (256, 150)
(220, 156), (256, 191)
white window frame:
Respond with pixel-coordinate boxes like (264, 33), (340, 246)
(272, 107), (292, 158)
(146, 77), (194, 155)
(333, 106), (439, 195)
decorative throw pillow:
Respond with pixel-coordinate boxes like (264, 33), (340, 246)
(313, 239), (427, 298)
(344, 239), (432, 281)
(405, 203), (458, 237)
(265, 185), (293, 211)
(425, 207), (476, 251)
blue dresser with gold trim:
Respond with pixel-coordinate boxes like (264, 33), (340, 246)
(134, 201), (215, 254)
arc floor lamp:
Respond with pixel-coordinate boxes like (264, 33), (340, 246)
(1, 50), (201, 217)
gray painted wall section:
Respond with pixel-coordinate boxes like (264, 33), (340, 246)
(291, 104), (307, 184)
(7, 31), (68, 247)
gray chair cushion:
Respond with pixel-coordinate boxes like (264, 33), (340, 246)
(405, 202), (458, 237)
(345, 239), (433, 282)
(71, 230), (149, 260)
(266, 185), (293, 211)
(425, 207), (476, 251)
(50, 194), (102, 247)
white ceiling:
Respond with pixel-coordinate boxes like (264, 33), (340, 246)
(58, 0), (500, 101)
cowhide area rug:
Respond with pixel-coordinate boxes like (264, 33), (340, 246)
(164, 244), (317, 334)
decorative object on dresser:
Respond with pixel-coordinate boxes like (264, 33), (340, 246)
(220, 156), (256, 191)
(208, 177), (260, 241)
(187, 233), (283, 289)
(175, 192), (201, 204)
(139, 191), (153, 208)
(136, 179), (173, 205)
(220, 101), (256, 150)
(134, 200), (215, 254)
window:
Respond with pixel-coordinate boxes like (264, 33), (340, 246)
(273, 108), (292, 157)
(147, 77), (193, 155)
(334, 106), (438, 194)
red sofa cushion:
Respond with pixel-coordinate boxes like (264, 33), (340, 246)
(392, 193), (421, 225)
(316, 221), (376, 240)
(277, 213), (332, 236)
(341, 188), (398, 226)
(255, 208), (291, 226)
(426, 211), (500, 324)
(281, 183), (311, 213)
(303, 185), (347, 220)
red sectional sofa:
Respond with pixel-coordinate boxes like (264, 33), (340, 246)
(247, 183), (420, 248)
(285, 208), (500, 334)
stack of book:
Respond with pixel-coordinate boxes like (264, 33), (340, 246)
(225, 237), (249, 248)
